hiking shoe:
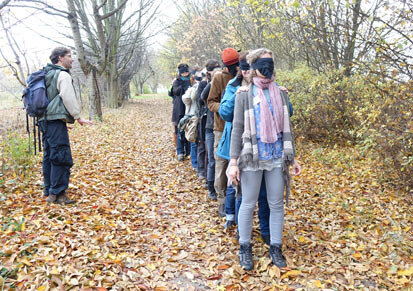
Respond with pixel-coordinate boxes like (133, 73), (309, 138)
(56, 193), (75, 205)
(208, 191), (217, 201)
(218, 203), (225, 217)
(239, 243), (253, 270)
(269, 244), (287, 268)
(177, 154), (184, 161)
(46, 194), (58, 203)
(224, 219), (235, 229)
(261, 234), (270, 246)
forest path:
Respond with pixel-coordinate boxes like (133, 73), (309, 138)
(0, 97), (411, 290)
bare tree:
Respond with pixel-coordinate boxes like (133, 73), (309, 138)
(0, 0), (12, 10)
(0, 12), (30, 87)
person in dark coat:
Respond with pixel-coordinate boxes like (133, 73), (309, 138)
(200, 59), (221, 200)
(168, 63), (192, 160)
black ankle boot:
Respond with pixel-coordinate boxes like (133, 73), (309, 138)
(239, 243), (253, 270)
(269, 244), (287, 268)
(207, 181), (217, 200)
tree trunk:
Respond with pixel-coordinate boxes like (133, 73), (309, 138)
(150, 84), (158, 94)
(106, 75), (121, 108)
(122, 80), (131, 100)
(87, 69), (103, 121)
(139, 81), (144, 94)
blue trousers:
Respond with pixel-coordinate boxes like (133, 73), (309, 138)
(236, 177), (270, 236)
(39, 120), (73, 196)
(176, 126), (190, 156)
(225, 185), (236, 219)
(190, 142), (197, 169)
(205, 129), (215, 183)
(197, 140), (206, 178)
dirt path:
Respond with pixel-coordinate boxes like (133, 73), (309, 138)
(0, 97), (411, 290)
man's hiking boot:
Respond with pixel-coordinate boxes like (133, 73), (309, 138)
(56, 193), (75, 205)
(239, 243), (253, 270)
(218, 203), (225, 217)
(261, 234), (270, 246)
(269, 244), (287, 268)
(177, 154), (184, 161)
(208, 191), (217, 200)
(46, 194), (58, 203)
(207, 181), (217, 200)
(224, 219), (235, 229)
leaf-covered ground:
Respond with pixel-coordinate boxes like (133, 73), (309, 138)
(1, 97), (412, 290)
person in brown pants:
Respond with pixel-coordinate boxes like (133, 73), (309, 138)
(207, 48), (239, 216)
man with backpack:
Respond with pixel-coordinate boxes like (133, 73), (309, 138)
(39, 47), (92, 204)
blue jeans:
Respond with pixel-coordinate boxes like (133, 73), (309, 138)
(176, 127), (190, 156)
(205, 128), (215, 183)
(236, 176), (270, 236)
(190, 142), (197, 169)
(197, 140), (206, 178)
(225, 185), (236, 219)
(39, 120), (73, 196)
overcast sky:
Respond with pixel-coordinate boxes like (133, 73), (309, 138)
(0, 0), (179, 66)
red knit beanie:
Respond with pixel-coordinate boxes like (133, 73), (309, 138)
(221, 48), (239, 66)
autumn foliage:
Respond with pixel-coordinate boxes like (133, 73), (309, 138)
(277, 65), (413, 190)
(0, 97), (412, 290)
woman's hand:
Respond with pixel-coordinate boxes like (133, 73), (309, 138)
(228, 164), (240, 185)
(291, 160), (302, 176)
(279, 86), (289, 93)
(237, 86), (249, 93)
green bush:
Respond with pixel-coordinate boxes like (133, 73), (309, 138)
(143, 84), (151, 94)
(0, 132), (36, 179)
(278, 64), (412, 190)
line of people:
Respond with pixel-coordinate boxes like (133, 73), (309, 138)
(168, 47), (302, 271)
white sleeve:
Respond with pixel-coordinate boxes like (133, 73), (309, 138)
(57, 71), (81, 120)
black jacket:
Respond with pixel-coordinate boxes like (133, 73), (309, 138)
(201, 83), (214, 130)
(170, 77), (191, 124)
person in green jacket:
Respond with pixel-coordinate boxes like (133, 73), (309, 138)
(39, 47), (92, 204)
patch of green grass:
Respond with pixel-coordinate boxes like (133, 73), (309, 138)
(131, 93), (169, 99)
(0, 93), (21, 110)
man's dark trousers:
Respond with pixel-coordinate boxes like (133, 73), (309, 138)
(39, 120), (73, 196)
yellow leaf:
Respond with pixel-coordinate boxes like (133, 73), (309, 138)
(38, 236), (51, 244)
(147, 263), (156, 271)
(269, 266), (281, 279)
(50, 268), (59, 275)
(397, 266), (413, 276)
(21, 222), (26, 231)
(281, 270), (301, 279)
(298, 236), (307, 243)
(207, 228), (217, 233)
(352, 253), (362, 259)
(20, 258), (32, 266)
(395, 277), (410, 285)
(347, 232), (357, 238)
(313, 280), (323, 288)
